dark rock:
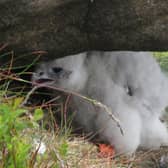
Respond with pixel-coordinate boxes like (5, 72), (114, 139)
(0, 0), (168, 67)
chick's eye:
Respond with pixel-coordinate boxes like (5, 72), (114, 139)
(39, 71), (44, 76)
(52, 67), (63, 74)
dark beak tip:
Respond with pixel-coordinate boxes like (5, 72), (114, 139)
(35, 78), (54, 84)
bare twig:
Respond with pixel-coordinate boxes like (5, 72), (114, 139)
(26, 83), (124, 135)
(4, 73), (123, 135)
(8, 51), (14, 75)
(20, 85), (39, 107)
(0, 43), (8, 51)
(64, 94), (72, 124)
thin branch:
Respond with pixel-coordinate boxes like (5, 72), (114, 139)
(0, 43), (8, 51)
(2, 71), (124, 135)
(64, 93), (72, 124)
(25, 83), (124, 135)
(20, 85), (39, 107)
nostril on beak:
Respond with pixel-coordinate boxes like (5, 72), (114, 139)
(39, 72), (44, 76)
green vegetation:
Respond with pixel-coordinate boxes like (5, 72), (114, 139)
(0, 88), (73, 168)
(0, 94), (43, 167)
(154, 52), (168, 73)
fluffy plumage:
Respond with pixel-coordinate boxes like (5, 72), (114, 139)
(32, 51), (168, 154)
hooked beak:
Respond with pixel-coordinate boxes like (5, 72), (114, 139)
(32, 78), (55, 87)
(35, 78), (54, 84)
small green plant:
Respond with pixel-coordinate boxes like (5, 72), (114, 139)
(154, 52), (168, 73)
(58, 141), (68, 158)
(0, 95), (44, 168)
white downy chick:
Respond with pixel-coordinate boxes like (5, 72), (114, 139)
(32, 51), (168, 154)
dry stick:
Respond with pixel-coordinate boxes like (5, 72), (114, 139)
(45, 96), (61, 104)
(6, 50), (14, 75)
(64, 93), (72, 126)
(0, 43), (8, 51)
(22, 83), (124, 135)
(29, 138), (43, 168)
(0, 70), (124, 135)
(127, 154), (136, 168)
(20, 85), (39, 107)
